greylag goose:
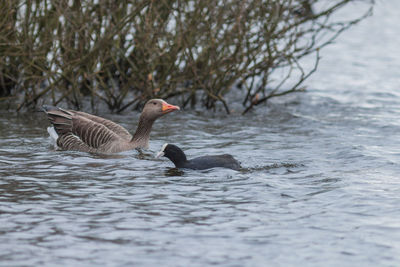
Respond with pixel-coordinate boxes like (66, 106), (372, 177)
(43, 99), (180, 153)
(156, 144), (241, 170)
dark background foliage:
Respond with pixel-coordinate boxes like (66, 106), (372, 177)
(0, 0), (372, 113)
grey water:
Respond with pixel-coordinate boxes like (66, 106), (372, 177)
(1, 2), (400, 266)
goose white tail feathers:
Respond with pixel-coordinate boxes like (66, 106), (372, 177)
(47, 126), (59, 149)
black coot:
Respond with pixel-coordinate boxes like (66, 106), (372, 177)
(156, 144), (241, 170)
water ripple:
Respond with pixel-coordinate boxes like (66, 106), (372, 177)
(2, 2), (400, 265)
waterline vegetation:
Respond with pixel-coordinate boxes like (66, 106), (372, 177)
(0, 0), (373, 114)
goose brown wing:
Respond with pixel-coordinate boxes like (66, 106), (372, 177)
(42, 106), (74, 135)
(71, 111), (132, 140)
(69, 116), (121, 150)
(43, 106), (122, 150)
(57, 133), (96, 153)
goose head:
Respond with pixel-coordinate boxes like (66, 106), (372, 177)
(141, 99), (180, 121)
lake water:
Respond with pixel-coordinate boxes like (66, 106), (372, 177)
(1, 1), (400, 266)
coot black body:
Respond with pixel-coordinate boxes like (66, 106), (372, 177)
(157, 144), (241, 171)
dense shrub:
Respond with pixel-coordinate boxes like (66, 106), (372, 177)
(0, 0), (372, 113)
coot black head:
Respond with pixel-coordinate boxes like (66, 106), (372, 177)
(156, 143), (241, 171)
(156, 143), (187, 168)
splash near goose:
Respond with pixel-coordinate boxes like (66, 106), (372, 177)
(156, 143), (241, 171)
(42, 99), (179, 153)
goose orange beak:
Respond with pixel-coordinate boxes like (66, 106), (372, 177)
(162, 102), (180, 114)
